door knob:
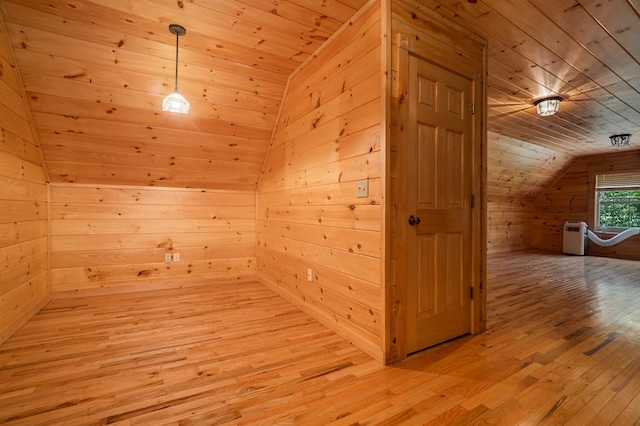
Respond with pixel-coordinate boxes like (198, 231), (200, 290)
(408, 215), (421, 226)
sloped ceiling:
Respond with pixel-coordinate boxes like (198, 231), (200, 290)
(2, 0), (640, 195)
(1, 0), (370, 191)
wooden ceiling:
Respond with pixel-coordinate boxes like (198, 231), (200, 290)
(1, 0), (370, 191)
(420, 0), (640, 153)
(2, 0), (639, 192)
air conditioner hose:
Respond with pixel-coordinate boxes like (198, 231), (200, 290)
(587, 228), (640, 247)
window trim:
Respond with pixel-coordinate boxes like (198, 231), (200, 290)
(591, 169), (640, 233)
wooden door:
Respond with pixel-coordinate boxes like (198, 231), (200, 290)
(405, 55), (473, 354)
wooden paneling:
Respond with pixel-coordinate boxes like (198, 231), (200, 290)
(532, 149), (640, 260)
(0, 0), (638, 202)
(257, 1), (384, 363)
(50, 184), (256, 297)
(487, 131), (574, 204)
(0, 0), (370, 191)
(415, 0), (640, 157)
(485, 131), (573, 255)
(487, 202), (531, 254)
(0, 0), (635, 198)
(0, 11), (49, 346)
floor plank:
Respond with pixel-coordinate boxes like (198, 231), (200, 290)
(1, 251), (640, 424)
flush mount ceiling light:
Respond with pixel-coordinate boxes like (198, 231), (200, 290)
(610, 134), (631, 147)
(534, 96), (562, 116)
(162, 24), (190, 114)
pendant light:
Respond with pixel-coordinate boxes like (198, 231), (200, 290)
(162, 24), (190, 114)
(534, 96), (562, 116)
(610, 134), (631, 147)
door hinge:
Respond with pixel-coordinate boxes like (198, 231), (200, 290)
(470, 287), (474, 300)
(471, 101), (476, 115)
(470, 194), (475, 208)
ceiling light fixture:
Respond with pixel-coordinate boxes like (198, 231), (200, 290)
(610, 134), (631, 147)
(534, 96), (562, 116)
(162, 24), (190, 114)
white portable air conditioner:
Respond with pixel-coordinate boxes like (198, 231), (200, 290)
(563, 221), (588, 255)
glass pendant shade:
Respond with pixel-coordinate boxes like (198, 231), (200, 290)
(162, 89), (190, 114)
(534, 96), (562, 116)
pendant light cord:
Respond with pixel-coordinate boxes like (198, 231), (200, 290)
(174, 31), (179, 90)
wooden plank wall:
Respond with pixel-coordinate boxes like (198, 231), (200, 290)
(0, 13), (49, 345)
(486, 131), (573, 254)
(50, 184), (256, 297)
(257, 1), (384, 362)
(487, 202), (530, 254)
(461, 128), (586, 256)
(487, 132), (573, 203)
(531, 149), (640, 260)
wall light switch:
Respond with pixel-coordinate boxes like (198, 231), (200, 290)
(173, 253), (180, 263)
(164, 253), (172, 264)
(356, 179), (369, 198)
(307, 268), (313, 282)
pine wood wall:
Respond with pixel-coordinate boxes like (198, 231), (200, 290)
(256, 2), (384, 361)
(487, 202), (530, 254)
(486, 132), (573, 254)
(531, 150), (640, 260)
(0, 15), (49, 345)
(50, 184), (256, 297)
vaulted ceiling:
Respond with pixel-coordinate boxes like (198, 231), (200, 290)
(2, 0), (639, 194)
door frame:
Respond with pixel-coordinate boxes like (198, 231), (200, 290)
(394, 32), (487, 360)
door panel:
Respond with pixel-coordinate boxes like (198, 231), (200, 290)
(406, 55), (473, 354)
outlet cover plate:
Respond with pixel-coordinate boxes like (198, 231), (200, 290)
(356, 179), (369, 198)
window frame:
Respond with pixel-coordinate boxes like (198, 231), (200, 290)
(592, 170), (640, 233)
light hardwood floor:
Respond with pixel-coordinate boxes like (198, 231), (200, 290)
(1, 251), (640, 425)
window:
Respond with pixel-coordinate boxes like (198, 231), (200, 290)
(595, 172), (640, 231)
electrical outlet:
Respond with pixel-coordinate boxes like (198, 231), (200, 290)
(173, 252), (180, 263)
(164, 253), (172, 264)
(356, 179), (369, 198)
(307, 268), (313, 282)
